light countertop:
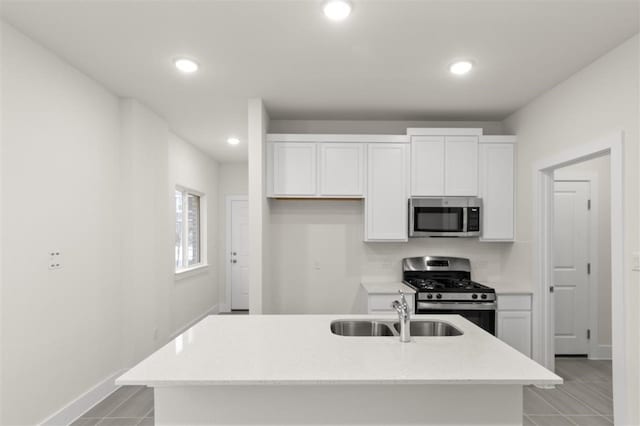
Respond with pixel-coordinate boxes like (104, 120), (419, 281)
(116, 314), (561, 387)
(360, 281), (416, 294)
(495, 290), (534, 295)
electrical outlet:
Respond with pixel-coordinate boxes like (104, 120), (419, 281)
(48, 251), (62, 270)
(632, 252), (640, 271)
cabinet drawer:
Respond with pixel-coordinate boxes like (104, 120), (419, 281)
(497, 294), (532, 311)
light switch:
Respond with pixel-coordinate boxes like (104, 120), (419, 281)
(48, 251), (62, 270)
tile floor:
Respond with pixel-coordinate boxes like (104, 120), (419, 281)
(71, 385), (153, 425)
(73, 357), (612, 426)
(524, 357), (613, 426)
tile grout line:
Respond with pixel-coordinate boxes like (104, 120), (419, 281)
(524, 387), (562, 416)
(555, 384), (613, 416)
(89, 386), (145, 422)
(135, 407), (154, 425)
(532, 386), (601, 417)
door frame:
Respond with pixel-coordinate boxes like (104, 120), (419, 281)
(553, 173), (604, 359)
(533, 131), (625, 422)
(225, 195), (248, 311)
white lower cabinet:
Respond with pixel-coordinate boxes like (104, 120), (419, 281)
(365, 143), (409, 242)
(367, 293), (415, 314)
(496, 294), (532, 357)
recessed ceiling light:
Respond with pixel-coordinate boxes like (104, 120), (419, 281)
(227, 137), (240, 146)
(174, 58), (199, 73)
(323, 0), (352, 21)
(449, 61), (473, 75)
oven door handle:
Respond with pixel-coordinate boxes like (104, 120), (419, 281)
(417, 301), (497, 311)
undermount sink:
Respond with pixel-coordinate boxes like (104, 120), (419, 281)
(330, 320), (463, 337)
(330, 320), (395, 336)
(393, 320), (463, 336)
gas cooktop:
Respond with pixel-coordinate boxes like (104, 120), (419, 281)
(404, 277), (494, 293)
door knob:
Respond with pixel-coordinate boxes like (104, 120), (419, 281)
(231, 259), (237, 264)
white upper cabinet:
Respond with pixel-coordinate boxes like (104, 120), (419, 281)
(479, 136), (516, 241)
(410, 134), (478, 197)
(365, 143), (409, 242)
(266, 134), (406, 198)
(444, 136), (478, 196)
(271, 142), (317, 196)
(411, 136), (445, 196)
(319, 143), (365, 196)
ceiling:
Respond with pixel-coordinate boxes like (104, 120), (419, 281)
(1, 1), (638, 162)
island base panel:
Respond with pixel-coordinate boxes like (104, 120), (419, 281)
(155, 384), (523, 425)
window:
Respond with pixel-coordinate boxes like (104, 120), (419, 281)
(175, 188), (203, 271)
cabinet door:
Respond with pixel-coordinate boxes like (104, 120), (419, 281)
(319, 143), (365, 196)
(444, 136), (478, 196)
(497, 311), (532, 357)
(411, 136), (445, 196)
(272, 143), (317, 196)
(365, 144), (409, 241)
(479, 143), (515, 241)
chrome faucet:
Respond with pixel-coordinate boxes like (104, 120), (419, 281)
(391, 290), (411, 342)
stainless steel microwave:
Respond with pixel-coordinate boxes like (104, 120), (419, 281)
(409, 197), (482, 237)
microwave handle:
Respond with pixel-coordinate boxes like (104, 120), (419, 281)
(462, 206), (468, 232)
(408, 199), (414, 234)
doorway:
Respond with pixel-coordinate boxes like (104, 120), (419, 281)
(226, 196), (249, 311)
(533, 131), (625, 423)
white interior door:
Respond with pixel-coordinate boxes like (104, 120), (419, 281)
(230, 199), (249, 310)
(553, 181), (590, 355)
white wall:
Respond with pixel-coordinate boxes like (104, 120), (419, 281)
(269, 200), (509, 313)
(503, 34), (639, 424)
(1, 23), (222, 424)
(120, 99), (173, 367)
(555, 156), (612, 349)
(1, 23), (123, 425)
(248, 99), (271, 314)
(217, 163), (248, 310)
(168, 132), (219, 333)
(269, 119), (504, 135)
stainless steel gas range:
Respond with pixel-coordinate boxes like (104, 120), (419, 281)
(402, 256), (496, 335)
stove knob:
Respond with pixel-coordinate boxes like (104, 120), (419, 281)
(481, 294), (487, 300)
(472, 294), (478, 300)
(436, 294), (442, 299)
(427, 294), (433, 300)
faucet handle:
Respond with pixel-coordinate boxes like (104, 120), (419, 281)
(398, 289), (407, 304)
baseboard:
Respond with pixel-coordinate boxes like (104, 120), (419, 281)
(168, 304), (219, 341)
(40, 304), (219, 425)
(219, 303), (230, 313)
(39, 369), (126, 426)
(590, 344), (612, 360)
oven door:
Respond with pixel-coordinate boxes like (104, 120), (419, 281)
(416, 301), (496, 335)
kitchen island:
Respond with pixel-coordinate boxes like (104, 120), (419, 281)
(117, 314), (561, 425)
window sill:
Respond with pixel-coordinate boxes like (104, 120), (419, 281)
(175, 264), (209, 280)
